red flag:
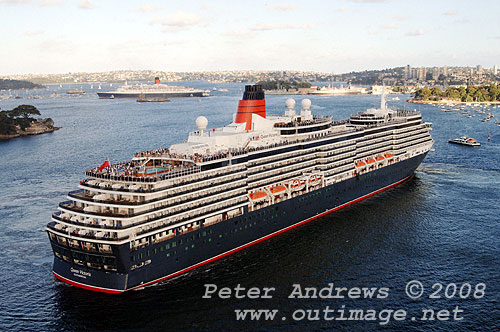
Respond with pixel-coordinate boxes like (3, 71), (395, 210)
(97, 157), (110, 171)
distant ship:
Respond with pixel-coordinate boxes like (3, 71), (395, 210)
(308, 83), (368, 96)
(97, 78), (210, 99)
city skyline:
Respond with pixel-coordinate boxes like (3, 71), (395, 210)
(1, 0), (499, 75)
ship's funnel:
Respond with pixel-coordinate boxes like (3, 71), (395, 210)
(235, 85), (266, 131)
(154, 77), (160, 85)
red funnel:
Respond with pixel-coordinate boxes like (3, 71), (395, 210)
(235, 85), (266, 131)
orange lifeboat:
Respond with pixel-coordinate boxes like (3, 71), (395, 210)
(270, 185), (286, 195)
(290, 179), (305, 191)
(375, 156), (385, 161)
(366, 158), (376, 164)
(355, 161), (366, 167)
(309, 174), (321, 184)
(249, 191), (267, 200)
(384, 153), (394, 158)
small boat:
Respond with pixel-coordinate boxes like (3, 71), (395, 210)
(448, 136), (480, 147)
(270, 185), (286, 195)
(290, 179), (305, 191)
(308, 175), (321, 185)
(67, 90), (85, 95)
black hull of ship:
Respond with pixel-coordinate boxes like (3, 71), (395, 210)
(51, 152), (427, 293)
(97, 92), (206, 99)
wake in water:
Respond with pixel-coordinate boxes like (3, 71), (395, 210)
(419, 162), (500, 176)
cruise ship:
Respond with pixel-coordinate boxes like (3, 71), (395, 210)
(47, 85), (433, 293)
(308, 83), (368, 96)
(97, 77), (209, 99)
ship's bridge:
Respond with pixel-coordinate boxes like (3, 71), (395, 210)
(349, 92), (398, 126)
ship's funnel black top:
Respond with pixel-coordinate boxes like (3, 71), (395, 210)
(242, 84), (265, 100)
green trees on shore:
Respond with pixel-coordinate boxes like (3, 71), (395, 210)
(414, 84), (500, 102)
(257, 80), (312, 90)
(0, 105), (44, 135)
(0, 79), (44, 90)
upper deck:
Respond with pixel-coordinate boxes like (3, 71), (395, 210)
(84, 109), (422, 184)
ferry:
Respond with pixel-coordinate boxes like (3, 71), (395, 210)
(97, 77), (209, 99)
(67, 90), (85, 95)
(47, 85), (434, 293)
(448, 136), (480, 146)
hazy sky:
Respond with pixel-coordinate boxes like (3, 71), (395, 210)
(1, 0), (499, 75)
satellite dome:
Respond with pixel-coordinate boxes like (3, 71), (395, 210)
(285, 98), (296, 109)
(196, 116), (208, 130)
(301, 99), (312, 109)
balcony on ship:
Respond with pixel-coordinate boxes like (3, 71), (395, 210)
(55, 187), (248, 233)
(82, 164), (245, 194)
(50, 194), (248, 245)
(61, 181), (247, 221)
(74, 171), (246, 206)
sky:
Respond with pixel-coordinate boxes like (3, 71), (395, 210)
(1, 0), (499, 75)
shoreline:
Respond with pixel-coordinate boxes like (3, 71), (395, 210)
(407, 98), (500, 105)
(0, 121), (60, 140)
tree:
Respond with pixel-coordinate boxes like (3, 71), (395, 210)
(417, 86), (432, 99)
(458, 86), (467, 99)
(0, 111), (15, 135)
(0, 105), (41, 133)
(9, 105), (41, 119)
(445, 87), (461, 99)
(488, 84), (499, 101)
(467, 86), (477, 96)
(431, 87), (443, 96)
(474, 90), (484, 102)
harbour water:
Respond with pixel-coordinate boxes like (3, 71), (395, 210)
(0, 82), (499, 331)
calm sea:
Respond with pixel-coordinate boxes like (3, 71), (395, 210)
(0, 82), (498, 331)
